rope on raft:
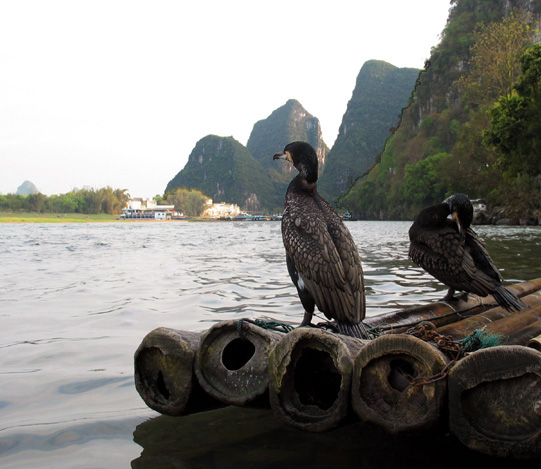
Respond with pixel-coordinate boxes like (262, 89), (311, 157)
(237, 317), (373, 340)
(236, 315), (505, 353)
(405, 323), (505, 386)
(236, 318), (295, 338)
(366, 304), (483, 337)
(460, 328), (505, 352)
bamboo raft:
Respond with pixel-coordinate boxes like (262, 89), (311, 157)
(134, 277), (541, 460)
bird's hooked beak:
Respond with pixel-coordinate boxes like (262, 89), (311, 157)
(273, 150), (293, 164)
(452, 210), (463, 234)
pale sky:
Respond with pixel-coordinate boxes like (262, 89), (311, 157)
(0, 0), (451, 198)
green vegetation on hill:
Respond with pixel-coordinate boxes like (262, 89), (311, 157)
(341, 0), (541, 221)
(247, 99), (328, 175)
(246, 99), (329, 207)
(318, 60), (419, 203)
(167, 100), (331, 212)
(165, 135), (276, 211)
(485, 42), (541, 218)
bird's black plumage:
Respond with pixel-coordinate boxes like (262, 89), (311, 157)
(273, 141), (366, 333)
(409, 193), (527, 312)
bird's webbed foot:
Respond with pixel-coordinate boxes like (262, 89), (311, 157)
(457, 291), (469, 302)
(441, 288), (459, 302)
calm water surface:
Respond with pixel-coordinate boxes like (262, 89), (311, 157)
(1, 221), (540, 468)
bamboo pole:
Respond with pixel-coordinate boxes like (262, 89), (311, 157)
(507, 319), (541, 346)
(194, 319), (283, 406)
(134, 327), (223, 416)
(448, 345), (541, 459)
(268, 327), (367, 432)
(436, 293), (541, 341)
(364, 278), (541, 334)
(351, 333), (450, 434)
(365, 296), (479, 331)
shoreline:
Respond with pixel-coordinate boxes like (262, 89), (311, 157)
(2, 212), (539, 226)
(0, 212), (186, 223)
(0, 217), (194, 224)
(0, 212), (249, 223)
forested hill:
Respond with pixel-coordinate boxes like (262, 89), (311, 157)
(166, 100), (329, 212)
(246, 99), (328, 206)
(342, 0), (541, 223)
(247, 99), (328, 175)
(164, 135), (275, 211)
(165, 63), (424, 212)
(318, 60), (419, 203)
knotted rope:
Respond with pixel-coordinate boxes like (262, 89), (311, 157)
(236, 318), (295, 339)
(405, 322), (504, 386)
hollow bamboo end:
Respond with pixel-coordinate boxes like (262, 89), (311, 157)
(527, 333), (541, 351)
(134, 328), (200, 416)
(194, 320), (282, 406)
(268, 328), (355, 432)
(448, 345), (541, 459)
(351, 334), (449, 434)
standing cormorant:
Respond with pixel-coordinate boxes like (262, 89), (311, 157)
(409, 193), (527, 311)
(273, 141), (368, 337)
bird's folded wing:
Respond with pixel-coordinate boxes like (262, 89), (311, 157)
(283, 210), (361, 323)
(327, 221), (364, 294)
(465, 228), (503, 282)
(410, 226), (473, 285)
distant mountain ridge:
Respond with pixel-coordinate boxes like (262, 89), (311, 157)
(246, 99), (328, 208)
(341, 0), (541, 221)
(16, 180), (39, 195)
(166, 100), (329, 211)
(247, 99), (328, 178)
(318, 60), (419, 203)
(165, 135), (275, 211)
(165, 60), (423, 212)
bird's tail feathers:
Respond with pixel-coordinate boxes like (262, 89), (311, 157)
(335, 321), (371, 339)
(493, 286), (528, 312)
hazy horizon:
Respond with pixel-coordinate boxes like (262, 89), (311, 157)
(0, 0), (451, 198)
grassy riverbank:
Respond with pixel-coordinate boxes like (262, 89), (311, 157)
(0, 212), (119, 223)
(0, 212), (208, 223)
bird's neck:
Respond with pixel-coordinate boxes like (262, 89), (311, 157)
(288, 175), (317, 194)
(297, 162), (318, 185)
(414, 203), (450, 228)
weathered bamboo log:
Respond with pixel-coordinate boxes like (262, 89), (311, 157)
(194, 319), (283, 406)
(268, 327), (367, 432)
(527, 333), (541, 351)
(448, 345), (541, 459)
(134, 327), (223, 416)
(365, 296), (479, 330)
(365, 277), (541, 334)
(351, 333), (450, 434)
(485, 303), (541, 345)
(507, 319), (541, 346)
(436, 293), (541, 341)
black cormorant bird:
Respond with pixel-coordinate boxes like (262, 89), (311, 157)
(409, 193), (527, 311)
(273, 141), (367, 337)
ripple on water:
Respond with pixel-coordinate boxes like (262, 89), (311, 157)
(0, 221), (540, 466)
(58, 377), (133, 395)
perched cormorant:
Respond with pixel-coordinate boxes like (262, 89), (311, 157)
(409, 193), (527, 311)
(273, 141), (367, 337)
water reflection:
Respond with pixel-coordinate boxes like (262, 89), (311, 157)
(132, 406), (540, 469)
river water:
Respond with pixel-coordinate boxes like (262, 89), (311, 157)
(0, 221), (540, 468)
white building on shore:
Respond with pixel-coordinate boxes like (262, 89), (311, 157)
(121, 198), (177, 220)
(201, 200), (240, 219)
